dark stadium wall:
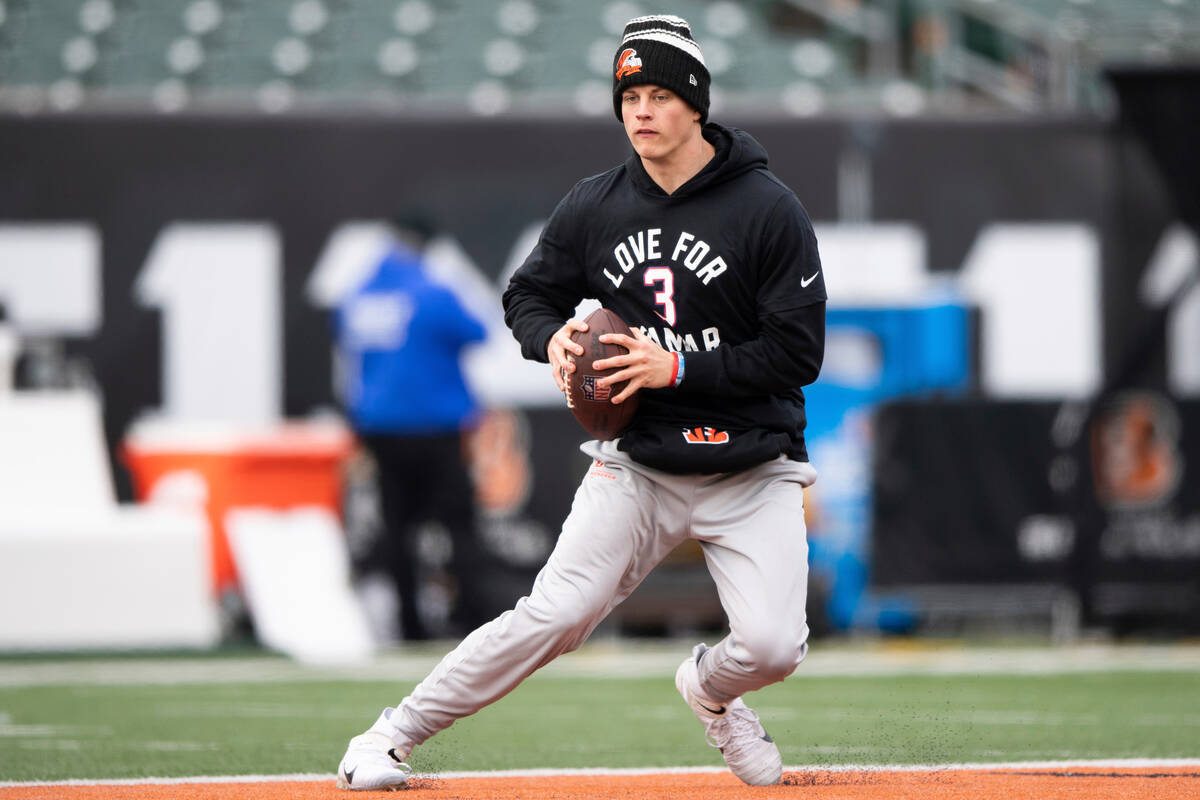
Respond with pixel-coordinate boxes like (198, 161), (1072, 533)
(0, 114), (1131, 481)
(871, 398), (1200, 630)
(0, 114), (1182, 578)
(5, 110), (1195, 634)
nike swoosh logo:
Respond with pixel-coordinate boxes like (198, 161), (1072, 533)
(344, 765), (357, 784)
(801, 271), (820, 288)
(762, 732), (774, 743)
(698, 701), (726, 715)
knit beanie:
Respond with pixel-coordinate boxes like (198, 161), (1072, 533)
(612, 15), (710, 124)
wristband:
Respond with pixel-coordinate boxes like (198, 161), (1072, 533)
(671, 352), (686, 388)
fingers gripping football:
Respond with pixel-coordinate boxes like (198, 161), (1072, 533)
(593, 328), (675, 404)
(563, 308), (641, 441)
(548, 318), (588, 395)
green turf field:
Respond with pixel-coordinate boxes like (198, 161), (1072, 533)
(2, 644), (1199, 782)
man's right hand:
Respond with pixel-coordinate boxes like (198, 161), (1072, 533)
(548, 318), (588, 394)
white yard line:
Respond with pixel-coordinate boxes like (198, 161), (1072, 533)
(3, 759), (1200, 788)
(1, 641), (1199, 687)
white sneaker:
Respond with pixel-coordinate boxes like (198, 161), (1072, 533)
(336, 709), (413, 791)
(675, 643), (782, 786)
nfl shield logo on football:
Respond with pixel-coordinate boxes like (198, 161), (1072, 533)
(582, 375), (610, 401)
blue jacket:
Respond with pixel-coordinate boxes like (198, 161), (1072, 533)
(337, 245), (486, 435)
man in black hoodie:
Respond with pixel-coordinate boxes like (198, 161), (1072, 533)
(336, 14), (826, 790)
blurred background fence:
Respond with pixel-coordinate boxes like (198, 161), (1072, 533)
(1, 0), (1198, 657)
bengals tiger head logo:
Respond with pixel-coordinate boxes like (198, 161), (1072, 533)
(466, 409), (532, 516)
(615, 48), (642, 80)
(1091, 391), (1181, 509)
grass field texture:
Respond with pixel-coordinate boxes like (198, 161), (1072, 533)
(2, 641), (1199, 783)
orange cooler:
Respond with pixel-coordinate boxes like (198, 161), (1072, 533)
(122, 420), (354, 595)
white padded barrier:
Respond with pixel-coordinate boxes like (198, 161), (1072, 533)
(0, 390), (220, 650)
(0, 507), (219, 649)
(0, 390), (115, 511)
(227, 507), (375, 665)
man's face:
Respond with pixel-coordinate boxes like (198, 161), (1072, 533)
(620, 85), (701, 162)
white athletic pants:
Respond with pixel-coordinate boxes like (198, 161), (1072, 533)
(390, 438), (816, 751)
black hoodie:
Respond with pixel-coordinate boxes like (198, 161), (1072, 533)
(503, 123), (826, 474)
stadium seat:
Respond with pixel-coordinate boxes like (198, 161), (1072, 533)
(2, 1), (1199, 128)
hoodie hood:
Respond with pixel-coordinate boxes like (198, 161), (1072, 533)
(625, 122), (769, 199)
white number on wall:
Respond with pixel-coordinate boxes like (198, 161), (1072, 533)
(135, 224), (281, 424)
(1141, 223), (1200, 397)
(0, 223), (101, 335)
(959, 224), (1101, 398)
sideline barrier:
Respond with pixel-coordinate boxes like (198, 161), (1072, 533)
(0, 391), (218, 650)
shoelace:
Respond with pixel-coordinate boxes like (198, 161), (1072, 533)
(387, 748), (414, 774)
(703, 704), (764, 751)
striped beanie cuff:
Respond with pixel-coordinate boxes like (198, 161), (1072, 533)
(612, 15), (710, 124)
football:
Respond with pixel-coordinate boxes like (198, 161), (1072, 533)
(565, 307), (640, 441)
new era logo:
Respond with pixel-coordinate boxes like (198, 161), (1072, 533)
(689, 73), (698, 86)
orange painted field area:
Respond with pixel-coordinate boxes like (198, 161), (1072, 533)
(4, 767), (1199, 800)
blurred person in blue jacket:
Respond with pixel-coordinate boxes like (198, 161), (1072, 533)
(336, 218), (490, 641)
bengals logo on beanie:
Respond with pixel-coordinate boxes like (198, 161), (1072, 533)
(615, 48), (642, 80)
(612, 15), (710, 123)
